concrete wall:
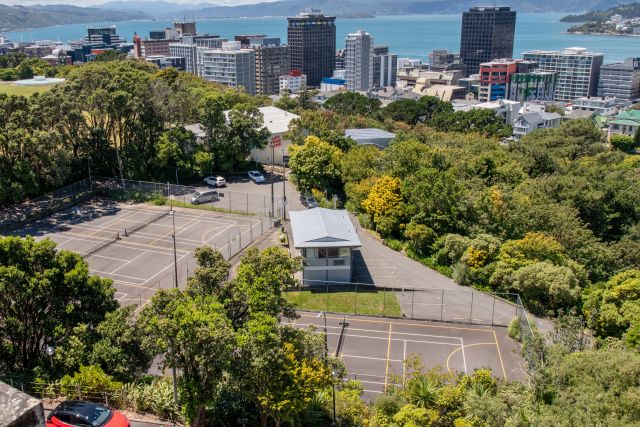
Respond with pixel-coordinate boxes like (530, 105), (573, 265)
(0, 381), (45, 427)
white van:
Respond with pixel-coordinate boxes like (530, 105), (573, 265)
(191, 189), (219, 204)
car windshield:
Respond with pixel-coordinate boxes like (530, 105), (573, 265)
(193, 192), (201, 197)
(56, 402), (111, 427)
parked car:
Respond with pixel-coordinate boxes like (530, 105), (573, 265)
(248, 170), (266, 183)
(47, 400), (129, 427)
(203, 176), (226, 187)
(191, 189), (219, 204)
(300, 194), (319, 209)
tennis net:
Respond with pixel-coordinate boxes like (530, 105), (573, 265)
(124, 211), (169, 237)
(83, 233), (121, 259)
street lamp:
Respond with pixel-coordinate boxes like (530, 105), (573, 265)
(169, 210), (179, 418)
(317, 312), (336, 425)
(45, 345), (55, 377)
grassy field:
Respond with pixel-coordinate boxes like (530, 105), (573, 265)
(0, 82), (55, 97)
(286, 288), (403, 317)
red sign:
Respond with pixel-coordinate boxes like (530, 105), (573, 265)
(270, 135), (282, 147)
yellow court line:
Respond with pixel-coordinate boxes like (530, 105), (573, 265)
(88, 210), (136, 237)
(148, 213), (202, 246)
(492, 329), (508, 380)
(446, 342), (496, 376)
(297, 312), (495, 333)
(61, 231), (190, 254)
(384, 321), (393, 392)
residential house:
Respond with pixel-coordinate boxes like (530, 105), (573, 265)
(513, 111), (562, 139)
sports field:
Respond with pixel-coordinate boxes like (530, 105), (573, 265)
(0, 81), (55, 96)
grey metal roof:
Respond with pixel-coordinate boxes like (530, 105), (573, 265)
(345, 128), (396, 140)
(290, 208), (361, 248)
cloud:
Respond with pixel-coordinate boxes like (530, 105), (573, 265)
(1, 0), (266, 5)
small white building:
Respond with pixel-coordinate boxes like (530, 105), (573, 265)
(345, 128), (396, 149)
(513, 111), (562, 139)
(248, 106), (300, 165)
(290, 208), (361, 284)
(279, 70), (307, 94)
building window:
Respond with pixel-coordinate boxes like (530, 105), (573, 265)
(318, 247), (340, 258)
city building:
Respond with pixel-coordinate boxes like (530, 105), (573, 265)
(138, 39), (172, 57)
(200, 41), (256, 95)
(523, 47), (604, 102)
(321, 77), (347, 91)
(598, 58), (640, 101)
(280, 70), (307, 94)
(253, 40), (290, 96)
(287, 9), (336, 87)
(512, 111), (563, 139)
(608, 109), (640, 137)
(246, 106), (300, 165)
(174, 21), (197, 36)
(453, 99), (521, 125)
(372, 46), (397, 89)
(84, 26), (124, 45)
(459, 6), (516, 75)
(145, 55), (186, 71)
(335, 49), (346, 70)
(429, 49), (463, 71)
(345, 30), (373, 92)
(235, 34), (267, 47)
(289, 208), (362, 284)
(169, 43), (197, 74)
(400, 70), (461, 91)
(509, 71), (558, 102)
(572, 97), (619, 116)
(477, 59), (538, 102)
(345, 128), (396, 149)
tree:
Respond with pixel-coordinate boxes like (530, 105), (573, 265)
(323, 92), (381, 116)
(94, 50), (128, 62)
(429, 108), (512, 138)
(138, 290), (236, 425)
(511, 262), (581, 314)
(224, 104), (270, 170)
(340, 144), (383, 185)
(610, 134), (637, 153)
(289, 135), (343, 193)
(0, 237), (117, 372)
(361, 175), (404, 236)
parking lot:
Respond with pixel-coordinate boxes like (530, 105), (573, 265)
(13, 199), (270, 310)
(290, 312), (520, 399)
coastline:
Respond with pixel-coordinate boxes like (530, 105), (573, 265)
(563, 31), (640, 37)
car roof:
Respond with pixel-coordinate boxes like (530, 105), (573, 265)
(54, 400), (110, 417)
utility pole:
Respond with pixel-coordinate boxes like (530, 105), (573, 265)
(270, 145), (275, 218)
(170, 210), (179, 420)
(282, 148), (286, 221)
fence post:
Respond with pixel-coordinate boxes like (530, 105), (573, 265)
(239, 226), (242, 249)
(326, 282), (329, 313)
(246, 193), (249, 215)
(469, 291), (474, 325)
(250, 220), (253, 242)
(229, 191), (232, 211)
(228, 235), (231, 259)
(411, 288), (414, 319)
(491, 296), (496, 326)
(440, 289), (444, 321)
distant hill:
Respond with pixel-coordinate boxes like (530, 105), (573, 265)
(95, 0), (633, 20)
(0, 4), (150, 31)
(561, 2), (640, 22)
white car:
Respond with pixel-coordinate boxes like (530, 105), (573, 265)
(248, 170), (265, 183)
(203, 176), (226, 187)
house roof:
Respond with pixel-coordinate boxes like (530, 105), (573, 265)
(290, 208), (361, 248)
(345, 128), (396, 141)
(257, 106), (300, 134)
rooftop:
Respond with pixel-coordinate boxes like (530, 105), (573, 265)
(290, 208), (361, 249)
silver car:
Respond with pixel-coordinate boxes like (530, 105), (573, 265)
(191, 189), (219, 204)
(248, 170), (266, 183)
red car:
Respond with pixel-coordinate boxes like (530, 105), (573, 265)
(47, 401), (129, 427)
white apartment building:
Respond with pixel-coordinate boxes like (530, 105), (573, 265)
(279, 71), (307, 94)
(169, 43), (197, 74)
(200, 41), (256, 95)
(523, 47), (604, 103)
(345, 30), (373, 92)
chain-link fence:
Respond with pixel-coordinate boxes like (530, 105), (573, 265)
(291, 281), (529, 327)
(0, 178), (92, 233)
(92, 177), (285, 218)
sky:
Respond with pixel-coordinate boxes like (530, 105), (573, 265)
(2, 0), (265, 5)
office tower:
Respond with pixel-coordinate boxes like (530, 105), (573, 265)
(253, 38), (290, 95)
(200, 41), (256, 95)
(85, 26), (124, 44)
(149, 30), (166, 40)
(287, 9), (336, 86)
(598, 57), (640, 100)
(459, 6), (516, 76)
(169, 43), (197, 74)
(523, 47), (604, 102)
(372, 46), (397, 88)
(174, 21), (197, 36)
(345, 30), (373, 91)
(235, 34), (267, 48)
(478, 59), (537, 102)
(509, 72), (558, 102)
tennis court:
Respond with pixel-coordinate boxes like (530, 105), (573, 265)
(291, 312), (522, 399)
(13, 199), (271, 309)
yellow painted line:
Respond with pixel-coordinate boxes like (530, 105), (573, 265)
(297, 312), (494, 333)
(445, 342), (496, 375)
(492, 329), (508, 380)
(88, 210), (135, 237)
(384, 321), (392, 392)
(149, 214), (201, 246)
(61, 231), (190, 254)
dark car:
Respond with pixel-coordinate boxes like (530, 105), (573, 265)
(47, 401), (129, 427)
(300, 194), (319, 209)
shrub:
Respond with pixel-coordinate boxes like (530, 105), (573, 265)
(508, 317), (522, 341)
(385, 239), (404, 251)
(120, 378), (181, 421)
(610, 134), (636, 153)
(58, 365), (122, 400)
(151, 194), (167, 205)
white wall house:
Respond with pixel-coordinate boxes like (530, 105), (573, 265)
(290, 208), (361, 284)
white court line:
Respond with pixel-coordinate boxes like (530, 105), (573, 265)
(114, 292), (127, 300)
(204, 224), (236, 244)
(90, 254), (130, 263)
(340, 354), (402, 362)
(461, 338), (468, 374)
(58, 234), (181, 256)
(92, 270), (147, 282)
(110, 250), (149, 274)
(301, 329), (460, 347)
(403, 340), (407, 383)
(69, 223), (205, 246)
(294, 323), (462, 342)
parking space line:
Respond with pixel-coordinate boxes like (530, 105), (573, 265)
(384, 322), (392, 392)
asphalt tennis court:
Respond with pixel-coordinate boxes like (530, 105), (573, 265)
(13, 199), (270, 309)
(291, 312), (517, 399)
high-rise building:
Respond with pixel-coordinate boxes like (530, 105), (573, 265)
(598, 57), (640, 100)
(509, 71), (558, 102)
(345, 30), (373, 91)
(523, 47), (604, 102)
(235, 34), (267, 48)
(372, 46), (397, 88)
(429, 50), (463, 72)
(287, 9), (336, 87)
(85, 26), (124, 45)
(174, 21), (197, 36)
(335, 50), (346, 70)
(478, 59), (537, 102)
(169, 43), (198, 74)
(253, 38), (290, 95)
(200, 41), (256, 95)
(459, 6), (516, 76)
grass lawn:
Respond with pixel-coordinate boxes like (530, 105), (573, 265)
(286, 288), (403, 317)
(0, 82), (55, 97)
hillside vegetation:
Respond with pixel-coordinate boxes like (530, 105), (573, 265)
(561, 2), (640, 22)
